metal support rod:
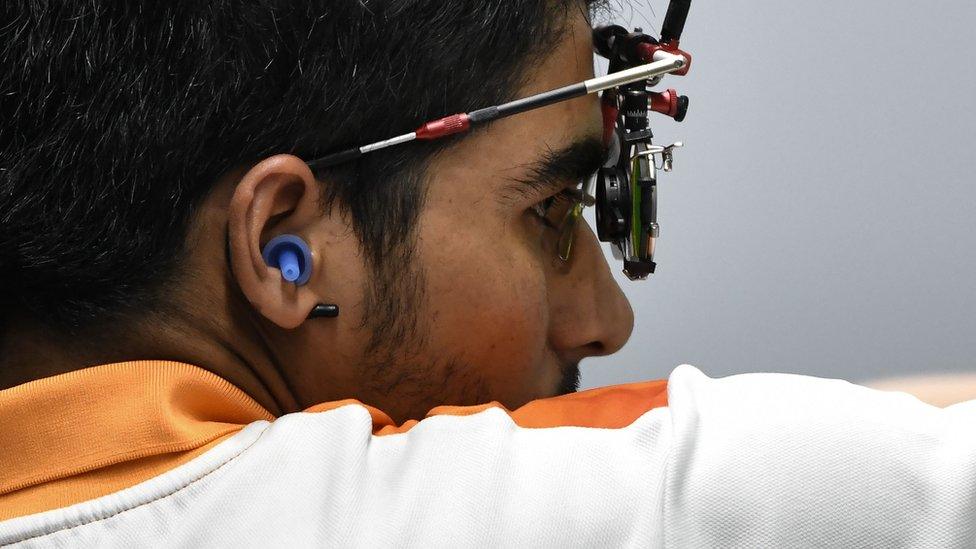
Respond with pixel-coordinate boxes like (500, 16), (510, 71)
(584, 54), (685, 94)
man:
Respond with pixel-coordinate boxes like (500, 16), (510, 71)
(1, 1), (974, 546)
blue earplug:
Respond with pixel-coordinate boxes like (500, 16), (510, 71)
(261, 234), (312, 285)
(277, 248), (300, 282)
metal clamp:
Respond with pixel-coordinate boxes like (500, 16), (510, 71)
(630, 141), (683, 172)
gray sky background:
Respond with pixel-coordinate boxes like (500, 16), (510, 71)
(581, 0), (976, 389)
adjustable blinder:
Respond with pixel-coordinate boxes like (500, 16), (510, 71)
(591, 0), (693, 280)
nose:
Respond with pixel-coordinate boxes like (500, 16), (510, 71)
(548, 221), (635, 361)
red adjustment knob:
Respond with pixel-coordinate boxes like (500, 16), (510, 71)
(649, 88), (689, 122)
(415, 113), (471, 140)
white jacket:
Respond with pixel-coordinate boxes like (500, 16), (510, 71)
(1, 363), (974, 547)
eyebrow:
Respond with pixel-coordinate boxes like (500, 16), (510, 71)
(501, 135), (609, 202)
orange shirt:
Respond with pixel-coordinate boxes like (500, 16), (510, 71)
(0, 360), (668, 521)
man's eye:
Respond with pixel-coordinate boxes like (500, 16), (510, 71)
(529, 190), (574, 229)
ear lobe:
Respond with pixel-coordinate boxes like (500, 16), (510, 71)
(227, 154), (325, 329)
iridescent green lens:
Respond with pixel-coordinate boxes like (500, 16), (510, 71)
(556, 182), (598, 262)
(557, 201), (585, 261)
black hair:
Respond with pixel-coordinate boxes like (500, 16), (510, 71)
(0, 0), (600, 333)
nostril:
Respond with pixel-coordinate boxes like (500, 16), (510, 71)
(584, 341), (608, 357)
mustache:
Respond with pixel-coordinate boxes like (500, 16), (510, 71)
(557, 361), (581, 396)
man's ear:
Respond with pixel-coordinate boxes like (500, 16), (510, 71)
(228, 154), (326, 329)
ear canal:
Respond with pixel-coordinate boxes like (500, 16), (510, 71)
(261, 234), (313, 285)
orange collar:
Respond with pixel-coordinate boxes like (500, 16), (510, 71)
(0, 360), (273, 520)
(0, 360), (668, 521)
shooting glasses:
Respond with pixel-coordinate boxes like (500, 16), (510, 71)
(307, 0), (694, 280)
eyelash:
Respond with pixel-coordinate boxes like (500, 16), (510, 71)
(529, 189), (575, 228)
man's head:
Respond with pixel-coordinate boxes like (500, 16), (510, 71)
(0, 0), (633, 422)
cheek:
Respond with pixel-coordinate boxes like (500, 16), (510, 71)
(417, 206), (550, 376)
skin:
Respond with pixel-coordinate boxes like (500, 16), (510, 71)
(0, 10), (634, 424)
(863, 373), (976, 408)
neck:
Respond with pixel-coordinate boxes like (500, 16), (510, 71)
(0, 298), (299, 416)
